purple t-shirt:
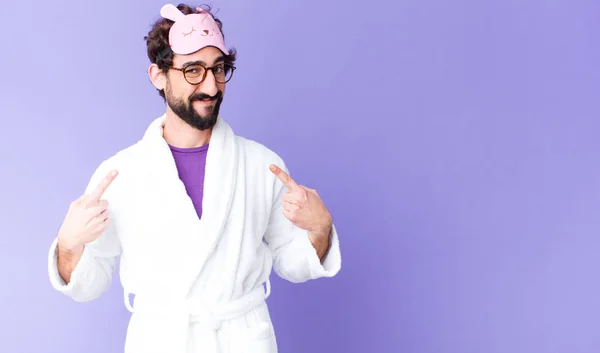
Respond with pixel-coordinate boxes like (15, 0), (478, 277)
(168, 143), (209, 219)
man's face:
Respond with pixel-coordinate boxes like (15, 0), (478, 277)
(164, 46), (227, 131)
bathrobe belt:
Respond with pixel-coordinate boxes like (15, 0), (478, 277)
(124, 280), (272, 353)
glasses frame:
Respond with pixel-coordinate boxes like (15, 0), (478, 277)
(169, 62), (236, 85)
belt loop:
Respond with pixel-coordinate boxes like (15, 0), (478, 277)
(264, 279), (271, 299)
(124, 291), (135, 313)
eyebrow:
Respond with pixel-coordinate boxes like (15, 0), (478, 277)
(181, 55), (225, 68)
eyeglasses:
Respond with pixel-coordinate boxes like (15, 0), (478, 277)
(170, 62), (236, 85)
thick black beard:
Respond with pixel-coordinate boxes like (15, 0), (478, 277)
(165, 85), (223, 131)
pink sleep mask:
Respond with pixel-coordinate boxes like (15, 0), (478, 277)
(160, 4), (229, 56)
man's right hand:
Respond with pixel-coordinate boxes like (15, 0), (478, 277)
(57, 169), (119, 252)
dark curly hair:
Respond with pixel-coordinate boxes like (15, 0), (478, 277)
(144, 3), (237, 100)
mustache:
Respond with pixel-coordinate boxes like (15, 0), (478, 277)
(189, 91), (222, 102)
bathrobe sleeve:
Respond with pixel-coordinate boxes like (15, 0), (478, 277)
(47, 161), (122, 302)
(263, 161), (341, 283)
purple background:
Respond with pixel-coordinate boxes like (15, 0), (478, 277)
(1, 0), (600, 352)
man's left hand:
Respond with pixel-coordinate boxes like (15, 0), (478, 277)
(269, 164), (332, 258)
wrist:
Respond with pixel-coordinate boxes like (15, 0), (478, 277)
(310, 213), (332, 238)
(57, 233), (83, 254)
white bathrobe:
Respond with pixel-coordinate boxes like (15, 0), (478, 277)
(47, 114), (341, 353)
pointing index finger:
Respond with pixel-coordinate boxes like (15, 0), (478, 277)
(89, 169), (118, 201)
(269, 164), (298, 190)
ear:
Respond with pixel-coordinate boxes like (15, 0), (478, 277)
(148, 63), (166, 91)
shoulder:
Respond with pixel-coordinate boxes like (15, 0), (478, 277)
(84, 140), (145, 194)
(94, 140), (143, 172)
(234, 136), (292, 199)
(235, 136), (286, 167)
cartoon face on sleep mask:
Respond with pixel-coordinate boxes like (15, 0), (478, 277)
(160, 3), (229, 56)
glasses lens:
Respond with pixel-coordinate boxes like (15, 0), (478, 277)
(214, 63), (234, 83)
(184, 65), (205, 84)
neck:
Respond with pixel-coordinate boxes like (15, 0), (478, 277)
(162, 109), (212, 148)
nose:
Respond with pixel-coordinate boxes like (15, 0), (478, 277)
(198, 69), (219, 97)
